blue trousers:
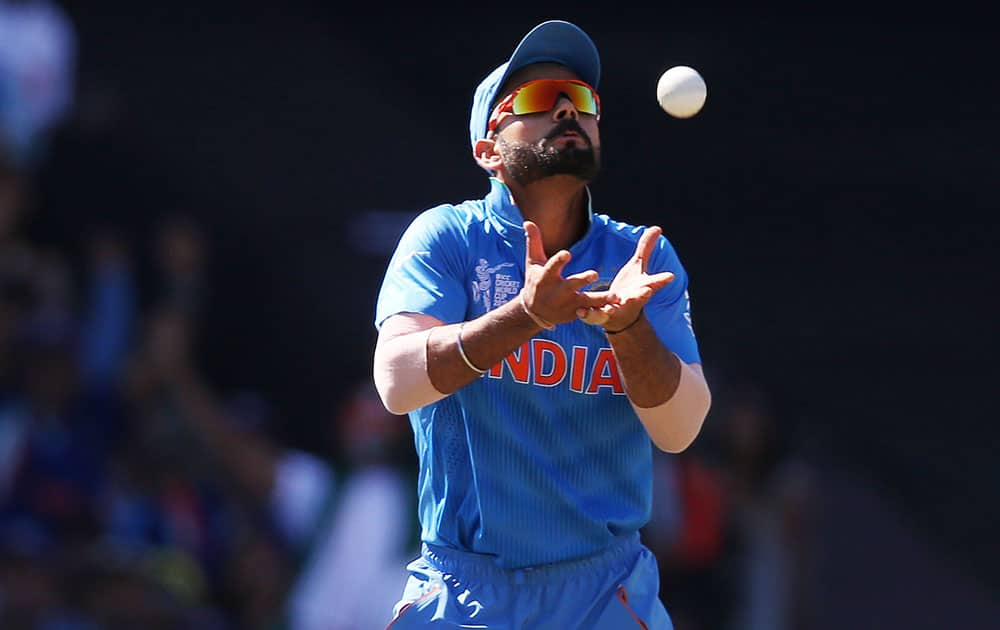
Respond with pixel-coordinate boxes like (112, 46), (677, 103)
(386, 533), (672, 629)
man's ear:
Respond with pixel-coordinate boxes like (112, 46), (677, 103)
(473, 137), (502, 171)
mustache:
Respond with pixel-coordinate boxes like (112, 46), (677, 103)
(543, 119), (592, 146)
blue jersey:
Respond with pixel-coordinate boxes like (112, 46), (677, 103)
(375, 178), (700, 569)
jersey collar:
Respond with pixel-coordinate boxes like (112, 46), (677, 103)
(485, 177), (596, 239)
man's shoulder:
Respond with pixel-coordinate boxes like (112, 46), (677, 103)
(401, 198), (490, 246)
(592, 212), (684, 261)
(592, 213), (663, 243)
(412, 197), (488, 228)
(595, 213), (642, 237)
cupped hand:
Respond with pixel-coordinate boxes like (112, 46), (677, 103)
(576, 226), (675, 331)
(521, 221), (611, 325)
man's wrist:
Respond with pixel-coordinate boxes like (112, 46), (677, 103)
(604, 311), (645, 335)
(520, 292), (556, 331)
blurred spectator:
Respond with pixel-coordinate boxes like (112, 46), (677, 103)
(0, 0), (76, 168)
(221, 525), (293, 629)
(0, 545), (65, 628)
(645, 379), (820, 630)
(153, 213), (207, 322)
(102, 305), (241, 613)
(715, 383), (818, 630)
(279, 379), (416, 630)
(0, 150), (31, 255)
(0, 231), (134, 551)
(0, 268), (32, 401)
(645, 443), (736, 630)
(55, 540), (228, 630)
(144, 350), (418, 629)
(0, 156), (36, 393)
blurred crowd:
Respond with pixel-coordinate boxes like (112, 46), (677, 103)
(0, 153), (421, 630)
(0, 2), (820, 629)
(646, 382), (820, 630)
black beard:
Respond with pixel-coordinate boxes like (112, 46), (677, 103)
(496, 120), (600, 185)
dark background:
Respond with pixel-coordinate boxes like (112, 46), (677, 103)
(22, 0), (998, 619)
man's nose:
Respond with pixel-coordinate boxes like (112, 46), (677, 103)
(552, 94), (580, 121)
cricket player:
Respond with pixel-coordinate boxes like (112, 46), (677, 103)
(373, 19), (711, 629)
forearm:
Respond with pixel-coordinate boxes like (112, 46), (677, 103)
(374, 300), (542, 414)
(607, 314), (711, 452)
(606, 314), (680, 406)
(172, 377), (278, 500)
(427, 298), (541, 394)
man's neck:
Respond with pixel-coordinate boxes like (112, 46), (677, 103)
(505, 175), (589, 256)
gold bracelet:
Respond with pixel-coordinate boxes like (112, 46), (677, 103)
(456, 322), (487, 374)
(520, 292), (556, 331)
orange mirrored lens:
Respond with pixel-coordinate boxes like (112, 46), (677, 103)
(510, 80), (599, 116)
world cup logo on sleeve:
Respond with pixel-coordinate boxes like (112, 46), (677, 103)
(472, 259), (517, 311)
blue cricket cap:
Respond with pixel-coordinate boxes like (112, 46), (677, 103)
(469, 20), (601, 148)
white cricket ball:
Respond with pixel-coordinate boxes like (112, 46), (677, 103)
(656, 65), (707, 118)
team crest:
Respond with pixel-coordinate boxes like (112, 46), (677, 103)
(472, 259), (518, 311)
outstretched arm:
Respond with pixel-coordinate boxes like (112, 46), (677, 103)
(577, 226), (711, 452)
(374, 221), (612, 414)
(171, 373), (281, 503)
(607, 316), (710, 453)
(374, 299), (537, 415)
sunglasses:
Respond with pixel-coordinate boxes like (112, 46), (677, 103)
(487, 79), (601, 133)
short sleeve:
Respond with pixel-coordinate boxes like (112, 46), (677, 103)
(642, 236), (702, 364)
(374, 206), (469, 329)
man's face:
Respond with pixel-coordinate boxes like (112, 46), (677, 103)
(490, 64), (601, 185)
